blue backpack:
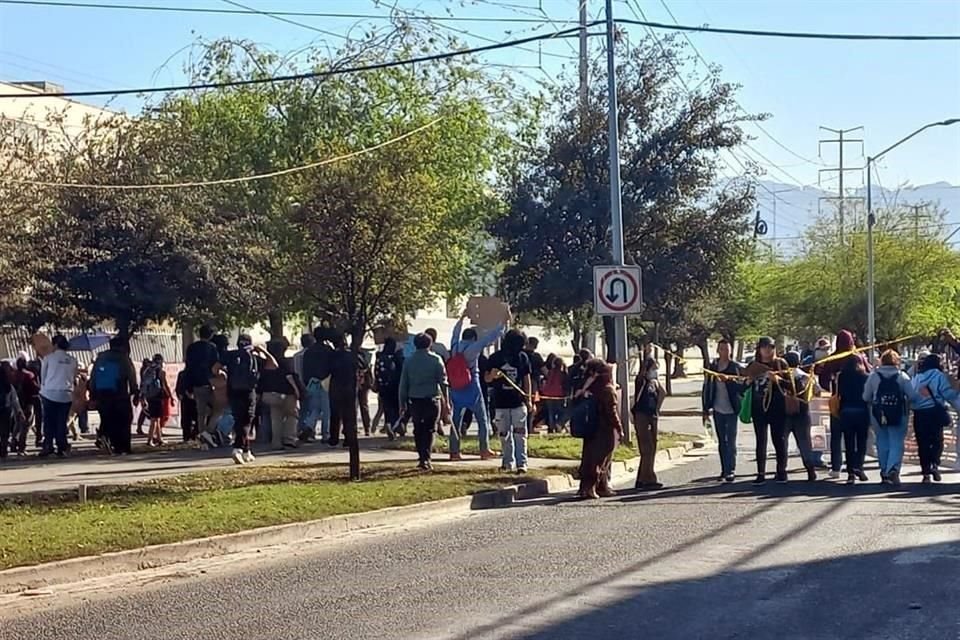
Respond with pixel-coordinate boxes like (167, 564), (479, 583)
(91, 359), (122, 393)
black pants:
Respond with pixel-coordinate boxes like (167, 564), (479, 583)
(753, 413), (788, 475)
(32, 397), (42, 445)
(914, 407), (945, 475)
(329, 387), (357, 445)
(409, 398), (439, 463)
(98, 394), (133, 454)
(229, 389), (256, 452)
(358, 386), (371, 434)
(379, 391), (401, 431)
(839, 407), (869, 473)
(784, 413), (815, 469)
(830, 414), (845, 472)
(179, 396), (197, 441)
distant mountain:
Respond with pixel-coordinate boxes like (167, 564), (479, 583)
(753, 179), (960, 249)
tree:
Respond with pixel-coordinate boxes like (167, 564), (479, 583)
(491, 35), (755, 359)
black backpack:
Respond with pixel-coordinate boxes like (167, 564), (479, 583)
(227, 349), (260, 392)
(873, 373), (905, 426)
(570, 396), (599, 439)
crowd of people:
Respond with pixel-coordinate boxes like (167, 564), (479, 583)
(701, 329), (960, 487)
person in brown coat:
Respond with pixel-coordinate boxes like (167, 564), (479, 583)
(577, 359), (623, 499)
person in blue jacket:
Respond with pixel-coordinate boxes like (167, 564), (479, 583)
(911, 353), (960, 483)
(447, 306), (507, 461)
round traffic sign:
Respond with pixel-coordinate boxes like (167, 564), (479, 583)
(597, 269), (639, 312)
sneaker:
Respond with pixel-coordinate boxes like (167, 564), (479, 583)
(231, 449), (245, 465)
(517, 466), (529, 474)
(846, 474), (856, 485)
(198, 432), (216, 449)
(284, 442), (300, 450)
(855, 469), (869, 482)
(499, 465), (514, 473)
(806, 468), (817, 482)
(776, 471), (788, 484)
(243, 451), (256, 463)
(888, 470), (901, 487)
(932, 467), (943, 482)
(828, 470), (841, 479)
(880, 473), (889, 484)
(724, 474), (735, 483)
(922, 475), (932, 484)
(480, 450), (498, 460)
(449, 453), (463, 462)
(597, 487), (617, 498)
(752, 474), (766, 486)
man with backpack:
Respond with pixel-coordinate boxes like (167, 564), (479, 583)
(89, 337), (139, 455)
(448, 307), (506, 461)
(224, 334), (276, 464)
(374, 337), (404, 440)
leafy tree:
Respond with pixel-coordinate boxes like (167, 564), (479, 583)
(491, 35), (755, 359)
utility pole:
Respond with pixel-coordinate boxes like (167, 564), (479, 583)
(818, 126), (864, 243)
(908, 203), (927, 240)
(604, 0), (631, 431)
(579, 0), (588, 119)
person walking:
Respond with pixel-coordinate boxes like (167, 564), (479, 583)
(0, 361), (25, 460)
(862, 350), (916, 486)
(258, 341), (300, 451)
(485, 330), (533, 473)
(836, 356), (871, 485)
(633, 356), (666, 490)
(140, 354), (172, 447)
(448, 307), (505, 460)
(911, 353), (960, 483)
(38, 335), (77, 458)
(89, 337), (138, 455)
(326, 331), (358, 448)
(225, 335), (275, 464)
(702, 339), (744, 482)
(577, 359), (623, 499)
(782, 351), (818, 483)
(743, 337), (789, 485)
(301, 328), (333, 443)
(185, 326), (222, 449)
(293, 334), (316, 437)
(375, 337), (404, 441)
(815, 330), (870, 478)
(357, 352), (374, 436)
(399, 333), (449, 470)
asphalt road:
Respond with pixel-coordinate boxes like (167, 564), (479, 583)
(3, 447), (959, 640)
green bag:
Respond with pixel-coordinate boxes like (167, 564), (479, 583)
(739, 386), (753, 424)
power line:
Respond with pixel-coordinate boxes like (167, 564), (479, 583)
(0, 24), (599, 99)
(218, 0), (347, 40)
(2, 118), (442, 190)
(0, 0), (559, 23)
(615, 18), (960, 41)
(656, 0), (826, 168)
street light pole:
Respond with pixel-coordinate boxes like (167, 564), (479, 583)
(865, 117), (960, 353)
(604, 0), (631, 432)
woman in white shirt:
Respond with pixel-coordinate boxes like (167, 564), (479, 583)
(40, 334), (78, 457)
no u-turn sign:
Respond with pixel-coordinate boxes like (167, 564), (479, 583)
(593, 265), (643, 315)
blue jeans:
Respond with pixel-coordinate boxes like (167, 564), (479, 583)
(873, 420), (907, 475)
(451, 396), (491, 454)
(714, 412), (738, 476)
(302, 384), (330, 440)
(496, 406), (528, 469)
(545, 399), (566, 433)
(41, 397), (71, 454)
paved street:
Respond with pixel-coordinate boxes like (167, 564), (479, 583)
(2, 420), (958, 640)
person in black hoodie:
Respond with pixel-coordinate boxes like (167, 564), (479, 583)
(702, 339), (744, 482)
(782, 351), (818, 482)
(743, 336), (789, 485)
(836, 355), (871, 485)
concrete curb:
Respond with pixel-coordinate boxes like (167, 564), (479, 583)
(0, 441), (703, 595)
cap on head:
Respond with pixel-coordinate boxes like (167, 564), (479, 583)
(757, 336), (775, 349)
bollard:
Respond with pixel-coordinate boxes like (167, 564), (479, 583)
(78, 483), (87, 504)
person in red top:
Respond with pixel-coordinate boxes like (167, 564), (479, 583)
(13, 355), (40, 454)
(540, 355), (568, 433)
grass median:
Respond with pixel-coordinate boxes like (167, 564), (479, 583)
(0, 462), (565, 572)
(382, 432), (698, 462)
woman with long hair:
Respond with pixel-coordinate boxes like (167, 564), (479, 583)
(837, 356), (870, 485)
(862, 350), (916, 486)
(744, 337), (789, 485)
(541, 355), (568, 433)
(577, 359), (623, 499)
(911, 353), (960, 483)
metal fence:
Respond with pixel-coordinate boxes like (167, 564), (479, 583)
(0, 327), (182, 366)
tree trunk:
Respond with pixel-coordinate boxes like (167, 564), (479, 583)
(268, 310), (284, 340)
(181, 323), (195, 361)
(697, 339), (710, 367)
(570, 318), (583, 355)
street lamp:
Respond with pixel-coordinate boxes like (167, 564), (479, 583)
(865, 118), (960, 353)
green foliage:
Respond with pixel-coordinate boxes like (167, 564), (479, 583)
(491, 35), (755, 347)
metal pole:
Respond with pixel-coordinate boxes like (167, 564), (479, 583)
(866, 156), (876, 356)
(838, 128), (844, 245)
(604, 0), (631, 435)
(579, 0), (588, 118)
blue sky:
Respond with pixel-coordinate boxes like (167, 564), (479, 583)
(1, 0), (958, 236)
